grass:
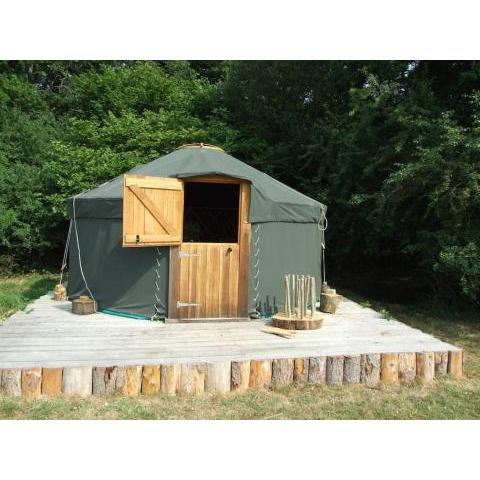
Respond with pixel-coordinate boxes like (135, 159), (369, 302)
(0, 271), (57, 322)
(0, 275), (479, 419)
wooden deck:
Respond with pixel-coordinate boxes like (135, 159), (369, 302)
(0, 294), (463, 397)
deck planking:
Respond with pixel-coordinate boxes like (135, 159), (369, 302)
(0, 294), (458, 369)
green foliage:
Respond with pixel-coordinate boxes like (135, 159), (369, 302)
(0, 60), (479, 305)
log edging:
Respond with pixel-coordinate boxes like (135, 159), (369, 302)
(0, 349), (464, 399)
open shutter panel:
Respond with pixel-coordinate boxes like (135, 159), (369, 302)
(123, 174), (184, 247)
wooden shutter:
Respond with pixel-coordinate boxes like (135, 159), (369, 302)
(123, 174), (184, 247)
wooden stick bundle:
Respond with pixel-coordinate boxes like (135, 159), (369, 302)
(283, 274), (318, 319)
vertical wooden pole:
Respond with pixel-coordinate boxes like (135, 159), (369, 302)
(42, 368), (63, 396)
(434, 352), (448, 376)
(272, 358), (294, 386)
(231, 361), (250, 392)
(448, 350), (463, 378)
(416, 352), (435, 383)
(398, 353), (416, 384)
(22, 368), (42, 399)
(380, 353), (399, 384)
(284, 275), (291, 318)
(310, 276), (316, 317)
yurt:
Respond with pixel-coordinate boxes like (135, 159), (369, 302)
(67, 144), (327, 320)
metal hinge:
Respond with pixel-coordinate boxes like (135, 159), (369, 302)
(177, 252), (201, 258)
(176, 301), (200, 308)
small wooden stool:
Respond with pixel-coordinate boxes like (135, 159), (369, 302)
(320, 282), (343, 314)
(72, 296), (97, 315)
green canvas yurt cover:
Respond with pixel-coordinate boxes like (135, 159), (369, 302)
(67, 146), (327, 318)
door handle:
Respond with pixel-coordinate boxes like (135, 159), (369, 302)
(226, 247), (233, 254)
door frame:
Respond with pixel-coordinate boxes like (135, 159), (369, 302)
(168, 176), (251, 320)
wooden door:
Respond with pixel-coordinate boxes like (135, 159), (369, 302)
(168, 178), (251, 320)
(123, 174), (184, 247)
(170, 243), (240, 319)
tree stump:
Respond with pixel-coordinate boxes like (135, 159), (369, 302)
(124, 366), (142, 396)
(249, 360), (272, 389)
(72, 296), (97, 315)
(53, 284), (67, 301)
(161, 364), (181, 396)
(294, 358), (309, 384)
(178, 364), (206, 395)
(308, 357), (327, 384)
(320, 293), (343, 314)
(231, 361), (250, 392)
(326, 356), (344, 385)
(398, 353), (416, 384)
(416, 352), (435, 383)
(434, 352), (448, 376)
(22, 368), (42, 399)
(448, 350), (463, 378)
(381, 353), (399, 384)
(1, 369), (22, 397)
(343, 355), (361, 384)
(62, 367), (93, 397)
(142, 366), (161, 395)
(360, 354), (380, 387)
(272, 358), (294, 386)
(205, 362), (231, 393)
(42, 368), (63, 396)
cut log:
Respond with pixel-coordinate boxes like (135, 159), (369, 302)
(1, 369), (22, 397)
(115, 367), (126, 393)
(381, 353), (399, 384)
(294, 358), (309, 384)
(360, 354), (380, 387)
(72, 296), (97, 315)
(308, 357), (326, 384)
(21, 368), (42, 399)
(434, 352), (448, 376)
(320, 293), (343, 314)
(231, 361), (250, 392)
(271, 314), (323, 330)
(326, 356), (344, 385)
(42, 368), (63, 396)
(142, 366), (161, 395)
(205, 362), (231, 393)
(249, 360), (272, 389)
(53, 284), (67, 301)
(272, 358), (294, 386)
(103, 367), (117, 395)
(124, 366), (142, 396)
(343, 355), (361, 385)
(179, 364), (206, 395)
(416, 352), (435, 383)
(93, 367), (107, 395)
(161, 364), (181, 396)
(62, 367), (93, 397)
(448, 350), (463, 378)
(398, 353), (416, 384)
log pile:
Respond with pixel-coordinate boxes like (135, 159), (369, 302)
(0, 349), (465, 399)
(272, 274), (323, 330)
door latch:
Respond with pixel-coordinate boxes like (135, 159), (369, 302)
(176, 301), (200, 308)
(177, 252), (201, 258)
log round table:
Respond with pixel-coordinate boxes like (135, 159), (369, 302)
(271, 312), (323, 330)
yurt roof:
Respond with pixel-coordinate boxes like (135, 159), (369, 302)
(69, 145), (326, 224)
